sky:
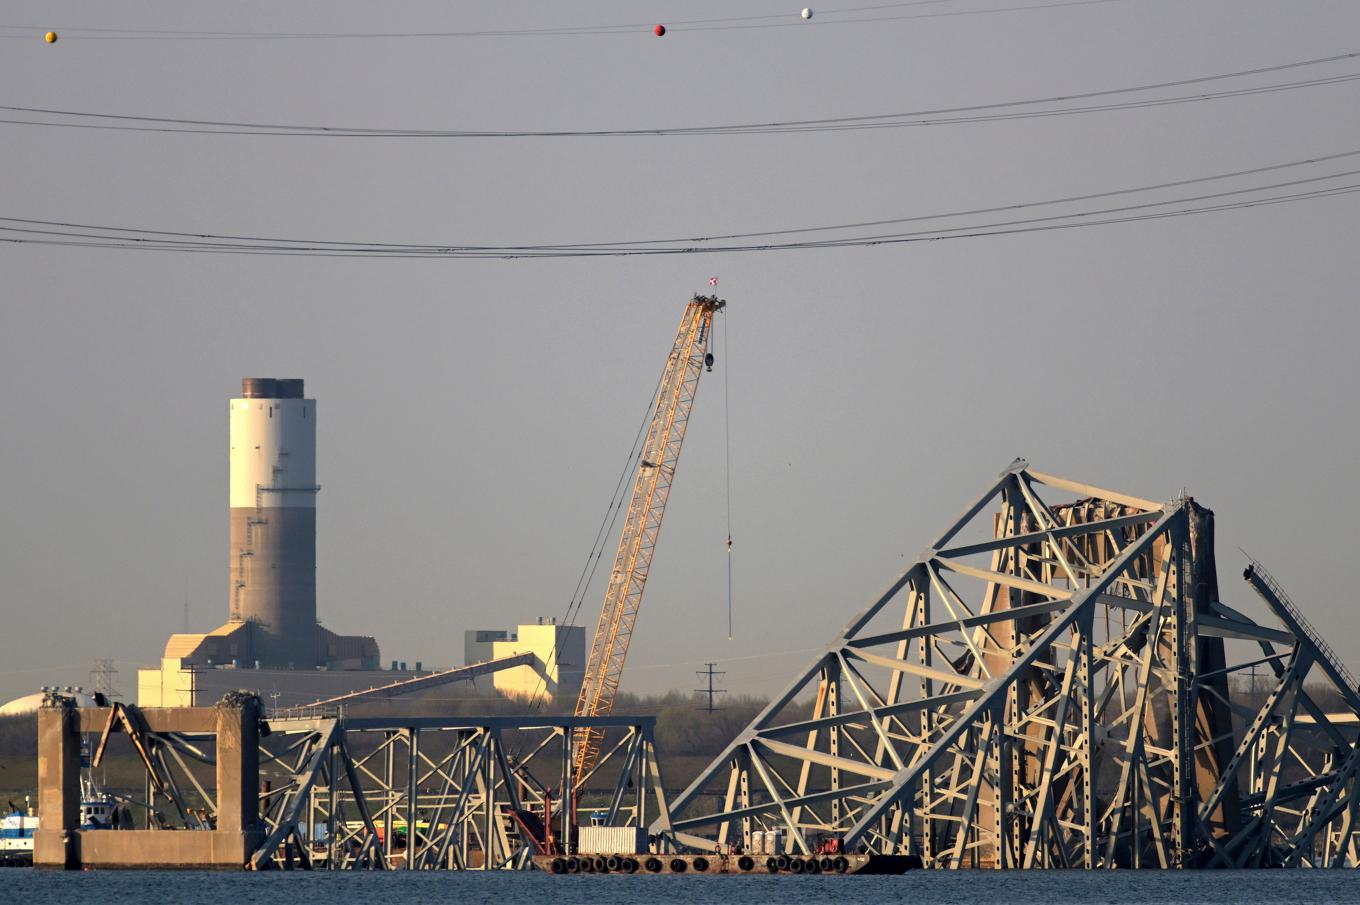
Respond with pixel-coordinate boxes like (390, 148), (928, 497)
(2, 0), (1358, 705)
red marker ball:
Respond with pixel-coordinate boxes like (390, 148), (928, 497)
(654, 25), (666, 36)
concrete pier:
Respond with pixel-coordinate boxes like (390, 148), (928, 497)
(35, 694), (264, 870)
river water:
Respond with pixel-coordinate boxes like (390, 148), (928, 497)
(1, 869), (1356, 905)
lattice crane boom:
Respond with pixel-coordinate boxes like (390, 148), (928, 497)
(572, 294), (724, 779)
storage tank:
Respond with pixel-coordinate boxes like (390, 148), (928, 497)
(229, 377), (319, 667)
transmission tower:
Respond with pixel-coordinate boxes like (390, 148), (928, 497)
(90, 659), (121, 700)
(694, 663), (726, 713)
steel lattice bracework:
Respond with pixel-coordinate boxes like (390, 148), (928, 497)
(34, 701), (673, 870)
(573, 295), (724, 777)
(656, 460), (1360, 868)
(251, 714), (673, 870)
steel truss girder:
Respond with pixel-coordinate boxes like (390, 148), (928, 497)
(250, 714), (670, 870)
(657, 461), (1360, 869)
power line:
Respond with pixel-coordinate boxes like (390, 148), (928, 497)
(661, 0), (1128, 33)
(524, 148), (1360, 248)
(3, 184), (1354, 258)
(0, 1), (1130, 42)
(0, 3), (949, 39)
(3, 50), (1357, 138)
(3, 153), (1358, 258)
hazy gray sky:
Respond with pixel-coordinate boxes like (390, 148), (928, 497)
(3, 1), (1358, 704)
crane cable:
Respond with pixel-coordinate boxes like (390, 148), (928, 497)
(524, 352), (668, 713)
(722, 308), (734, 641)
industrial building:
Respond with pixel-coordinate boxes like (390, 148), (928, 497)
(139, 379), (392, 708)
(135, 378), (584, 710)
(464, 620), (586, 704)
(463, 629), (510, 666)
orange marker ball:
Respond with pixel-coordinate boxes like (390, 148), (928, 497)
(44, 31), (58, 44)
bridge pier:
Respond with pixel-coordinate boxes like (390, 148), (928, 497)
(34, 694), (264, 869)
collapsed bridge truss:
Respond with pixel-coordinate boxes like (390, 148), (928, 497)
(37, 701), (673, 870)
(253, 713), (672, 870)
(658, 460), (1360, 868)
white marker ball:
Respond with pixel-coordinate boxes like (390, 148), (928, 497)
(801, 8), (813, 19)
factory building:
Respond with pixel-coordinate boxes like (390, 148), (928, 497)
(136, 378), (581, 710)
(139, 379), (388, 708)
(463, 629), (511, 667)
(479, 619), (585, 704)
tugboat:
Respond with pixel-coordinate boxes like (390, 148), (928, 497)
(0, 800), (37, 866)
(79, 776), (120, 829)
(0, 687), (124, 865)
(0, 778), (121, 867)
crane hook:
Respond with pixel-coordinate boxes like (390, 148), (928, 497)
(705, 352), (715, 372)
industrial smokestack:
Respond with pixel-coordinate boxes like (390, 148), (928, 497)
(229, 378), (318, 667)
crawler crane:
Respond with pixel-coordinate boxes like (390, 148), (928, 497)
(571, 294), (725, 780)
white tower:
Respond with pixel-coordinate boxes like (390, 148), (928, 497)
(229, 378), (319, 667)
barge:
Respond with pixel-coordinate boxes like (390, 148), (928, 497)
(531, 852), (921, 875)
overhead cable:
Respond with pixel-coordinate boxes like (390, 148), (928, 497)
(2, 162), (1358, 258)
(0, 0), (1128, 42)
(3, 51), (1358, 139)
